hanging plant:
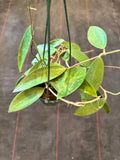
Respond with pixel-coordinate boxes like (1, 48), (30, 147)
(8, 1), (120, 116)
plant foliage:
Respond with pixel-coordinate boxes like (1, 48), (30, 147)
(9, 26), (117, 117)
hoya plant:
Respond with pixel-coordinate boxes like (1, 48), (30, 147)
(8, 25), (120, 116)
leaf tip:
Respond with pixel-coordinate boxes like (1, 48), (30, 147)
(13, 87), (20, 93)
(8, 109), (11, 113)
(13, 89), (17, 93)
(8, 107), (13, 113)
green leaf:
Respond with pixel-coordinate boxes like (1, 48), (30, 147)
(50, 39), (64, 47)
(29, 59), (47, 75)
(97, 91), (110, 114)
(87, 26), (107, 49)
(72, 49), (91, 67)
(31, 58), (38, 66)
(62, 41), (81, 50)
(37, 44), (56, 58)
(81, 58), (104, 102)
(60, 51), (69, 61)
(16, 61), (47, 87)
(74, 98), (106, 116)
(102, 103), (110, 114)
(86, 57), (104, 91)
(15, 67), (32, 87)
(31, 56), (47, 66)
(16, 76), (24, 87)
(51, 66), (86, 99)
(18, 25), (32, 72)
(79, 80), (97, 97)
(71, 49), (91, 67)
(13, 63), (66, 92)
(9, 87), (44, 113)
(62, 42), (91, 67)
(31, 44), (56, 65)
(81, 92), (93, 102)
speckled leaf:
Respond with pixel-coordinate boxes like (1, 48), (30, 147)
(79, 80), (97, 97)
(87, 26), (107, 49)
(9, 87), (44, 113)
(74, 98), (105, 116)
(13, 63), (66, 92)
(51, 66), (86, 99)
(18, 25), (32, 72)
(97, 91), (110, 114)
(62, 42), (91, 67)
(50, 39), (64, 47)
(86, 57), (104, 91)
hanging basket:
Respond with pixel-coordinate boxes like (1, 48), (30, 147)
(40, 84), (59, 105)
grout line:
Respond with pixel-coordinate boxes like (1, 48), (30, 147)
(111, 0), (120, 40)
(0, 0), (12, 43)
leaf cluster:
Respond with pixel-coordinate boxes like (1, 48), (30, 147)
(9, 26), (110, 116)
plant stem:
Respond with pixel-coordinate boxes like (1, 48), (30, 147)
(72, 56), (97, 67)
(28, 0), (40, 62)
(48, 87), (83, 107)
(104, 65), (120, 69)
(100, 85), (120, 101)
(32, 40), (43, 62)
(48, 84), (101, 107)
(65, 61), (70, 68)
(72, 49), (120, 67)
(99, 49), (120, 57)
(100, 86), (107, 100)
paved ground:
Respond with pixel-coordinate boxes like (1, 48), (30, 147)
(0, 0), (120, 160)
